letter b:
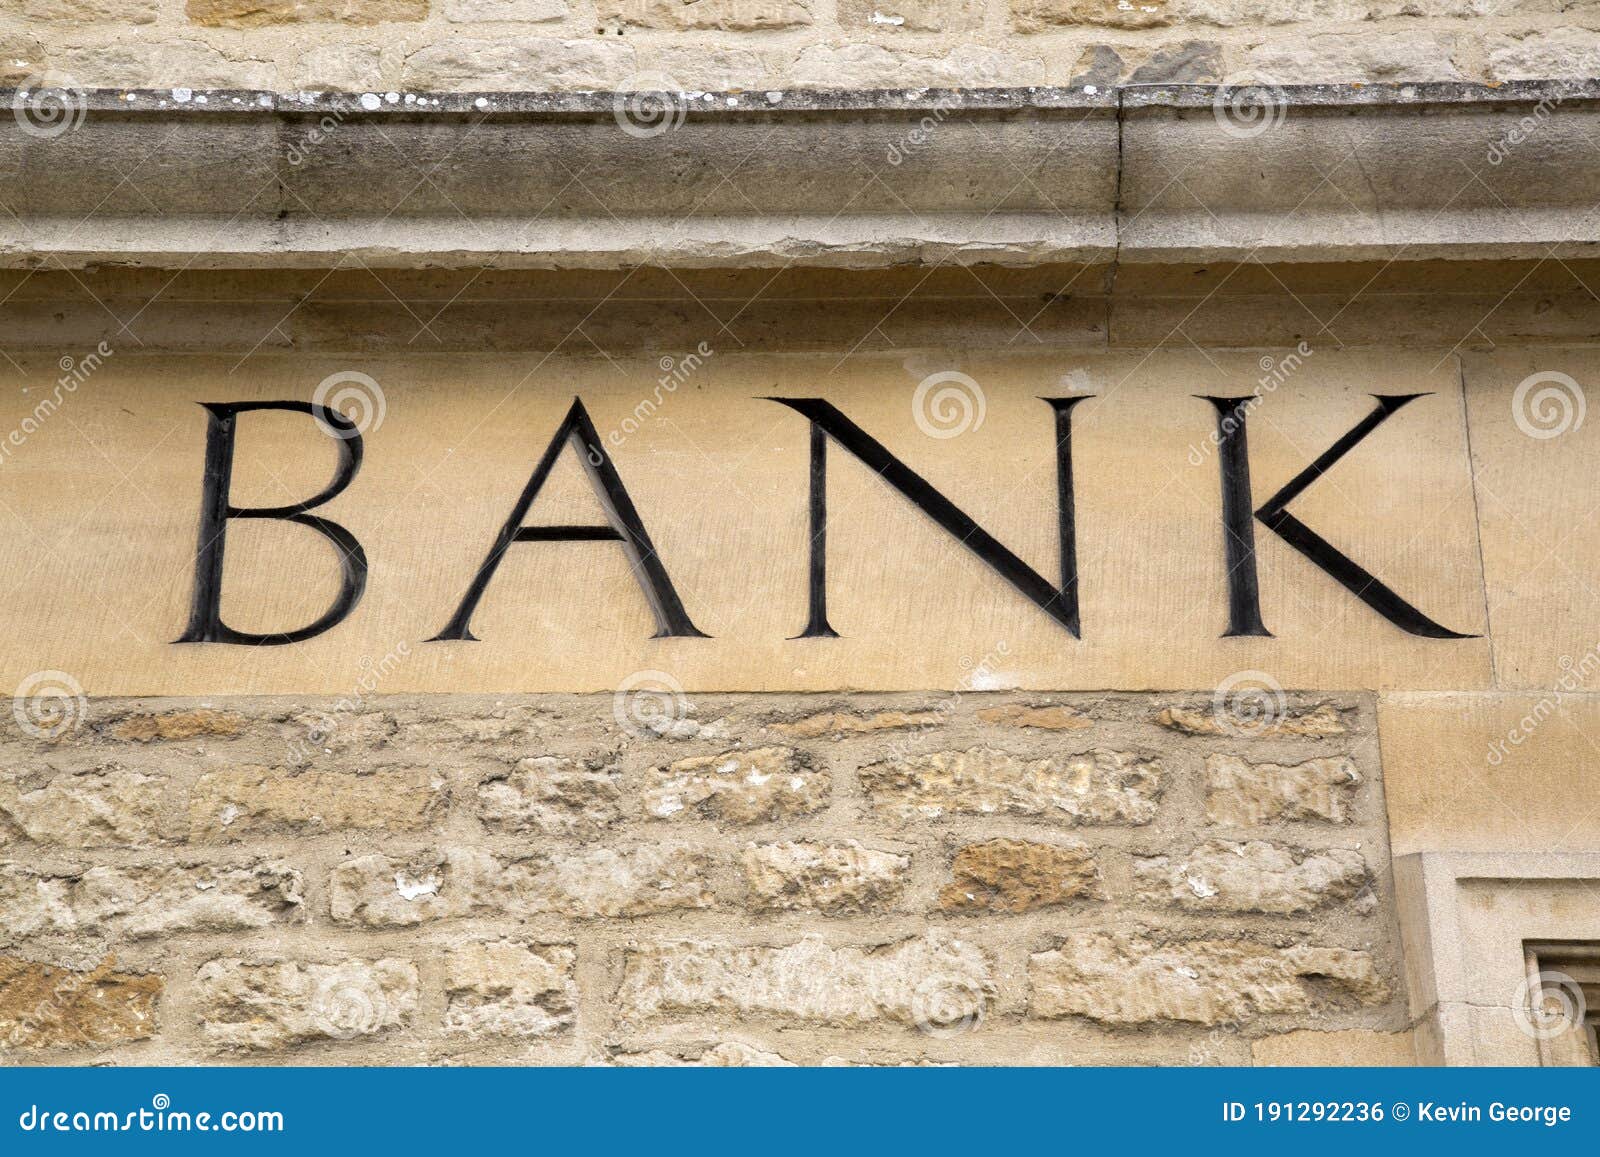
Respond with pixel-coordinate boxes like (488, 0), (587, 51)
(175, 400), (367, 645)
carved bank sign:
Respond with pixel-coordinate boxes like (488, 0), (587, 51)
(178, 393), (1473, 649)
(0, 351), (1491, 694)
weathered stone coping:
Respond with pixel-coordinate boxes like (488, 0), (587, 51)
(3, 82), (1597, 269)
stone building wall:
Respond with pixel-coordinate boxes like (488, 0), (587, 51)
(0, 693), (1402, 1065)
(3, 0), (1599, 93)
(2, 83), (1598, 1068)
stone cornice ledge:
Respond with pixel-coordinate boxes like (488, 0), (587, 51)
(2, 81), (1597, 270)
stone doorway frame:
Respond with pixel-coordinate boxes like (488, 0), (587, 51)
(1395, 852), (1600, 1065)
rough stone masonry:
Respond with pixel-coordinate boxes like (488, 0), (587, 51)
(2, 0), (1597, 94)
(0, 692), (1404, 1065)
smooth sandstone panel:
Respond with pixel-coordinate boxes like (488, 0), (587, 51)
(1464, 350), (1600, 690)
(1251, 1029), (1416, 1066)
(1380, 692), (1600, 855)
(0, 350), (1488, 693)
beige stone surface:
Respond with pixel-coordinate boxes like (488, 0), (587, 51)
(476, 756), (623, 836)
(1395, 853), (1600, 1065)
(0, 861), (303, 940)
(837, 0), (983, 31)
(1380, 694), (1600, 855)
(0, 352), (1489, 694)
(1029, 932), (1389, 1026)
(974, 704), (1092, 730)
(597, 0), (812, 28)
(443, 0), (566, 20)
(1251, 1028), (1416, 1066)
(189, 766), (448, 839)
(1155, 703), (1346, 737)
(195, 958), (418, 1050)
(741, 840), (910, 913)
(1013, 0), (1173, 30)
(1204, 754), (1361, 826)
(605, 1041), (796, 1065)
(0, 0), (1592, 87)
(0, 690), (1401, 1063)
(187, 0), (427, 25)
(0, 768), (171, 847)
(23, 0), (159, 20)
(327, 845), (714, 924)
(1132, 840), (1368, 914)
(645, 748), (829, 823)
(862, 748), (1162, 824)
(443, 941), (576, 1037)
(400, 37), (634, 88)
(1238, 30), (1463, 80)
(108, 708), (244, 743)
(617, 933), (995, 1027)
(1462, 350), (1600, 691)
(770, 709), (944, 737)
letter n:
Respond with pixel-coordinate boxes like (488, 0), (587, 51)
(766, 396), (1087, 637)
